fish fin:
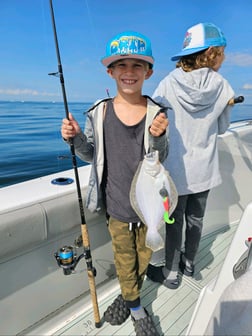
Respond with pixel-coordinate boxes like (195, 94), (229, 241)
(129, 160), (146, 224)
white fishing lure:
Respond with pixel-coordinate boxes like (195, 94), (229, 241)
(130, 151), (178, 252)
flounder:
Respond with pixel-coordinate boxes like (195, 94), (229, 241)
(130, 150), (178, 252)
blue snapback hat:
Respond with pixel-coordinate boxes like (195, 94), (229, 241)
(171, 23), (226, 61)
(101, 31), (154, 67)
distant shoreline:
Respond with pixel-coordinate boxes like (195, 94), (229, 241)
(0, 100), (92, 104)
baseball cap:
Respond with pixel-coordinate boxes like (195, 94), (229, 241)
(101, 31), (154, 67)
(171, 23), (226, 61)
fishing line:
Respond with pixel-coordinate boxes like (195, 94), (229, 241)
(84, 0), (100, 53)
(83, 0), (112, 100)
(48, 0), (101, 328)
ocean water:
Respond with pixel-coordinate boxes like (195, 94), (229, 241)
(0, 101), (92, 188)
(0, 100), (251, 188)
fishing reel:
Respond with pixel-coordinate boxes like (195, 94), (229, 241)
(54, 236), (97, 276)
(54, 245), (82, 275)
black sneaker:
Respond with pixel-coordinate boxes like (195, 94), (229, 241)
(147, 264), (180, 289)
(179, 254), (194, 277)
(103, 294), (130, 325)
(147, 264), (165, 283)
(131, 308), (159, 336)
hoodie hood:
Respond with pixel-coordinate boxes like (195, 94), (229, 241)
(169, 67), (225, 113)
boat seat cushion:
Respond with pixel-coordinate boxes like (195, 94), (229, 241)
(0, 204), (46, 260)
(0, 192), (82, 261)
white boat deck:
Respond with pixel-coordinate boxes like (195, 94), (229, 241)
(6, 120), (252, 336)
(44, 223), (238, 336)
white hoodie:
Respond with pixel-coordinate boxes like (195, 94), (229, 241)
(153, 67), (234, 195)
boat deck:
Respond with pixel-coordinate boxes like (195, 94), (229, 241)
(47, 223), (237, 336)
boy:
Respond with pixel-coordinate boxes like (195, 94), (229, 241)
(147, 23), (235, 289)
(61, 31), (168, 335)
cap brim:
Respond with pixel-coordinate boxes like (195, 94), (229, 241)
(101, 54), (154, 67)
(171, 46), (209, 61)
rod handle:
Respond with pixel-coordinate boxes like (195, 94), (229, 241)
(81, 225), (101, 327)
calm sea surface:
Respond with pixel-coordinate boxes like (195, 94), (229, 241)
(0, 101), (92, 188)
(0, 100), (251, 188)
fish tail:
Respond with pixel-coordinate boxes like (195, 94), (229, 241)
(145, 231), (164, 252)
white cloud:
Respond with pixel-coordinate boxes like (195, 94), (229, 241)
(243, 83), (252, 90)
(226, 52), (252, 66)
(0, 88), (59, 97)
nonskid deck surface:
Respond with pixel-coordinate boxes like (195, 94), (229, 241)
(52, 224), (237, 336)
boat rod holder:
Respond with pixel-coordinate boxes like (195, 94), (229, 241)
(54, 238), (97, 276)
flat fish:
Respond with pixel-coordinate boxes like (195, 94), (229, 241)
(130, 150), (178, 252)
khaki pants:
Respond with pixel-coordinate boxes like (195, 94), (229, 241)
(108, 217), (152, 303)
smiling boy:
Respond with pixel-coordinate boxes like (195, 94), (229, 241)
(61, 31), (168, 335)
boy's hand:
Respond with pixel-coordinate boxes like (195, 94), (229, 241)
(61, 113), (81, 140)
(149, 112), (169, 137)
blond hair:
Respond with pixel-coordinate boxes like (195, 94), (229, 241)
(176, 47), (224, 72)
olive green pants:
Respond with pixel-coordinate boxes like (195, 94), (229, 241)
(108, 217), (152, 303)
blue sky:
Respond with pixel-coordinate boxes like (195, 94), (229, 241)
(1, 0), (252, 103)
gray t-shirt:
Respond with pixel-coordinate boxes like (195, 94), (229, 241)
(103, 100), (145, 222)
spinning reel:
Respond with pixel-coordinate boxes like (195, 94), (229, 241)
(54, 236), (97, 276)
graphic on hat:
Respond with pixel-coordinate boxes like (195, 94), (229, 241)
(171, 23), (226, 61)
(101, 31), (154, 67)
(183, 32), (192, 49)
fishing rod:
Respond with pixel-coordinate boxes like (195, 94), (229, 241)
(48, 0), (101, 328)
